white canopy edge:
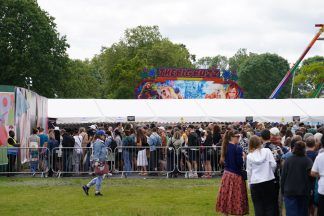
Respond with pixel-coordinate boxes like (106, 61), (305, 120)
(48, 99), (324, 124)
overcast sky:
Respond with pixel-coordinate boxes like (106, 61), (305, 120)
(38, 0), (324, 63)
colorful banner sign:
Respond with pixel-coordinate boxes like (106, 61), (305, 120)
(136, 80), (243, 99)
(136, 68), (243, 99)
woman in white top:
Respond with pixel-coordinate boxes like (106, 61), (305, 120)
(311, 135), (324, 216)
(246, 135), (277, 216)
(73, 129), (83, 174)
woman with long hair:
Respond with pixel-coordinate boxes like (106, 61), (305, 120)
(246, 136), (277, 216)
(137, 127), (148, 176)
(167, 130), (184, 178)
(114, 129), (123, 172)
(202, 130), (213, 178)
(216, 130), (249, 215)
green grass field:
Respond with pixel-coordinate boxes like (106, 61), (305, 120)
(0, 177), (254, 216)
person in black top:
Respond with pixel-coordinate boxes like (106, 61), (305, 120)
(187, 125), (199, 178)
(281, 141), (313, 216)
(62, 129), (75, 173)
(213, 125), (222, 145)
(212, 125), (222, 175)
(6, 131), (20, 177)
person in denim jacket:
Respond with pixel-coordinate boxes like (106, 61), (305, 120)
(148, 127), (162, 174)
(82, 130), (107, 196)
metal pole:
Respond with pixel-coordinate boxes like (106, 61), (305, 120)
(290, 68), (296, 98)
(269, 24), (324, 99)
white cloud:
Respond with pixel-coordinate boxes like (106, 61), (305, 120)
(38, 0), (324, 63)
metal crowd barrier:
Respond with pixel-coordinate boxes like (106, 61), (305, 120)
(0, 147), (50, 176)
(177, 146), (222, 177)
(113, 146), (176, 176)
(51, 147), (113, 176)
(0, 146), (222, 178)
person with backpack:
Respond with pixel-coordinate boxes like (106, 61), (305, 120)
(261, 129), (283, 216)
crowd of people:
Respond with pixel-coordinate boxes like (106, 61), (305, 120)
(215, 123), (324, 216)
(4, 121), (324, 215)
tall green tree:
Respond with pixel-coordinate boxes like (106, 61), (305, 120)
(98, 25), (194, 99)
(196, 55), (228, 69)
(239, 53), (290, 98)
(228, 48), (256, 74)
(294, 56), (324, 97)
(0, 0), (69, 97)
(59, 59), (101, 98)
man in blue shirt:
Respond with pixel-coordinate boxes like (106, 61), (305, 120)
(148, 127), (161, 175)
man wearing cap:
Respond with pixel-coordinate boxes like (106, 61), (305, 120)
(82, 130), (108, 196)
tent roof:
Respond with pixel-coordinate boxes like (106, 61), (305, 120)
(48, 98), (324, 124)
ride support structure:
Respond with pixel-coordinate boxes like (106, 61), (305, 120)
(269, 24), (324, 99)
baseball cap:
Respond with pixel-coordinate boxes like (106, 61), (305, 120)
(96, 130), (105, 136)
(89, 125), (97, 130)
(158, 126), (165, 131)
(270, 127), (280, 136)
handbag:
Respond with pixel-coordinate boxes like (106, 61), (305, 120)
(94, 162), (109, 175)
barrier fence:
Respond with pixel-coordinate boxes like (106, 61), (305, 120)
(0, 146), (222, 178)
(0, 147), (50, 176)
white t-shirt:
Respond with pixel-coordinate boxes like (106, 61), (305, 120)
(312, 149), (324, 195)
(74, 135), (83, 154)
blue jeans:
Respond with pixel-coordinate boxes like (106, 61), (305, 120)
(88, 175), (103, 192)
(123, 150), (132, 175)
(284, 195), (308, 216)
(30, 161), (38, 173)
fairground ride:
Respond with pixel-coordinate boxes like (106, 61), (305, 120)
(269, 24), (324, 99)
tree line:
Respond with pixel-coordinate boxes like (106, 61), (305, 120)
(0, 0), (323, 99)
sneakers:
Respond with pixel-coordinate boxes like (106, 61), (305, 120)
(95, 192), (103, 196)
(82, 185), (89, 196)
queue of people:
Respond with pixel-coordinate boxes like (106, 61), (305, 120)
(3, 121), (324, 215)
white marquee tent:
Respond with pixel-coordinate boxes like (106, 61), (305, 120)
(48, 99), (324, 124)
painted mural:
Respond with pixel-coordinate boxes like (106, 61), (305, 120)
(0, 92), (15, 147)
(0, 86), (48, 164)
(135, 68), (243, 99)
(136, 80), (242, 99)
